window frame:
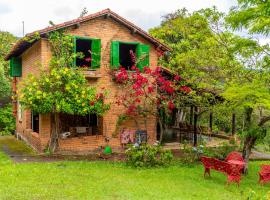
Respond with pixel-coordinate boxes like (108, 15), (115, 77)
(73, 36), (101, 70)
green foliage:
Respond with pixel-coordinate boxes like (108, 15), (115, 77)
(0, 31), (17, 75)
(48, 31), (75, 68)
(0, 105), (15, 135)
(149, 7), (260, 94)
(0, 32), (17, 100)
(18, 67), (109, 115)
(125, 144), (173, 167)
(227, 0), (270, 35)
(179, 143), (203, 166)
(18, 30), (110, 116)
(203, 143), (239, 160)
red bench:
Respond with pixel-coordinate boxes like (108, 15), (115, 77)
(201, 156), (242, 186)
(259, 165), (270, 185)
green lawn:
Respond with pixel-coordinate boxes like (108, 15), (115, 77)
(0, 151), (269, 200)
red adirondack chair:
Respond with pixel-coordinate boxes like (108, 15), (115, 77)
(225, 151), (246, 171)
(259, 165), (270, 185)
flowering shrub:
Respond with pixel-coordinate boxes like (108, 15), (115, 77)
(111, 65), (191, 131)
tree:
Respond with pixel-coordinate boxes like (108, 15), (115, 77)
(0, 31), (17, 101)
(18, 30), (110, 152)
(149, 7), (260, 92)
(112, 65), (191, 142)
(222, 77), (270, 173)
(226, 0), (270, 35)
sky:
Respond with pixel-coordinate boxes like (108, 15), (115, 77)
(0, 0), (268, 44)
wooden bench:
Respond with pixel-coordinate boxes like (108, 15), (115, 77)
(259, 165), (270, 185)
(201, 156), (242, 186)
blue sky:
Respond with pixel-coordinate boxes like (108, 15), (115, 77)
(0, 0), (268, 44)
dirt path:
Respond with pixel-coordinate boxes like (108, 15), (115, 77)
(250, 150), (270, 160)
(0, 136), (125, 163)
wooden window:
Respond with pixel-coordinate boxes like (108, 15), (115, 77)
(110, 41), (150, 71)
(73, 36), (101, 69)
(9, 57), (22, 77)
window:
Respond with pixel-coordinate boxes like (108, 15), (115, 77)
(17, 101), (22, 122)
(9, 57), (22, 77)
(59, 113), (100, 136)
(31, 111), (39, 133)
(73, 36), (101, 69)
(111, 41), (150, 71)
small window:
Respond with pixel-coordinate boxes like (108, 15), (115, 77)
(9, 57), (22, 77)
(31, 111), (39, 133)
(17, 101), (22, 121)
(74, 37), (101, 69)
(76, 38), (92, 68)
(111, 41), (150, 71)
(119, 43), (137, 70)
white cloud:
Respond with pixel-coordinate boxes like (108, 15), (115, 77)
(0, 0), (237, 37)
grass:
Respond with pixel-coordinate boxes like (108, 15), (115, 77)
(0, 151), (269, 200)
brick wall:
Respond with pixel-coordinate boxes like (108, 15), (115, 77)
(15, 16), (160, 153)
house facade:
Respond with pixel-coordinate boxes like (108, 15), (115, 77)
(6, 9), (170, 153)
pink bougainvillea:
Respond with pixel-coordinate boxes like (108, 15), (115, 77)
(111, 65), (191, 124)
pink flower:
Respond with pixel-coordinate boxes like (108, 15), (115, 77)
(143, 67), (151, 74)
(148, 86), (154, 93)
(174, 75), (181, 81)
(180, 86), (191, 93)
(85, 57), (91, 62)
(168, 101), (175, 111)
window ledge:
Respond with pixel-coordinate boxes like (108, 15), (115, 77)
(81, 70), (102, 79)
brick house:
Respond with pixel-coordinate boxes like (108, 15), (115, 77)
(5, 9), (170, 153)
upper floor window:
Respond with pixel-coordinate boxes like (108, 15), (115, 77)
(73, 36), (101, 69)
(110, 41), (150, 71)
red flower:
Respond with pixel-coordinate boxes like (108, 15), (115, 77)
(90, 101), (95, 106)
(180, 86), (191, 93)
(143, 67), (151, 74)
(174, 75), (181, 81)
(168, 101), (175, 111)
(148, 86), (154, 93)
(85, 57), (91, 62)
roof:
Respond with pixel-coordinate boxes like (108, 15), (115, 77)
(5, 9), (171, 60)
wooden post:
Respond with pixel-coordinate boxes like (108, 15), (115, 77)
(209, 112), (213, 132)
(193, 107), (198, 146)
(190, 106), (193, 125)
(232, 113), (236, 135)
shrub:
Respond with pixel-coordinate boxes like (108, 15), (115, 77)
(125, 144), (173, 167)
(179, 143), (204, 166)
(203, 143), (239, 160)
(0, 104), (15, 135)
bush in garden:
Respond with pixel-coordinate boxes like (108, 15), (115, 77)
(125, 144), (173, 167)
(0, 104), (15, 135)
(203, 143), (239, 160)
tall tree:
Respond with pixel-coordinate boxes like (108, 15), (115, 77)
(227, 0), (270, 35)
(0, 31), (17, 101)
(149, 7), (258, 92)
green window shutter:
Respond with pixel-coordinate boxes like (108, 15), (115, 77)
(136, 43), (150, 71)
(73, 36), (77, 67)
(10, 57), (22, 77)
(110, 41), (120, 69)
(91, 39), (101, 69)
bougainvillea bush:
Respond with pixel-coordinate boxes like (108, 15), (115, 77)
(111, 65), (192, 141)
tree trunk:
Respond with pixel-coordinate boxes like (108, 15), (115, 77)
(193, 107), (198, 147)
(49, 112), (60, 152)
(159, 118), (164, 143)
(242, 136), (257, 174)
(242, 107), (254, 174)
